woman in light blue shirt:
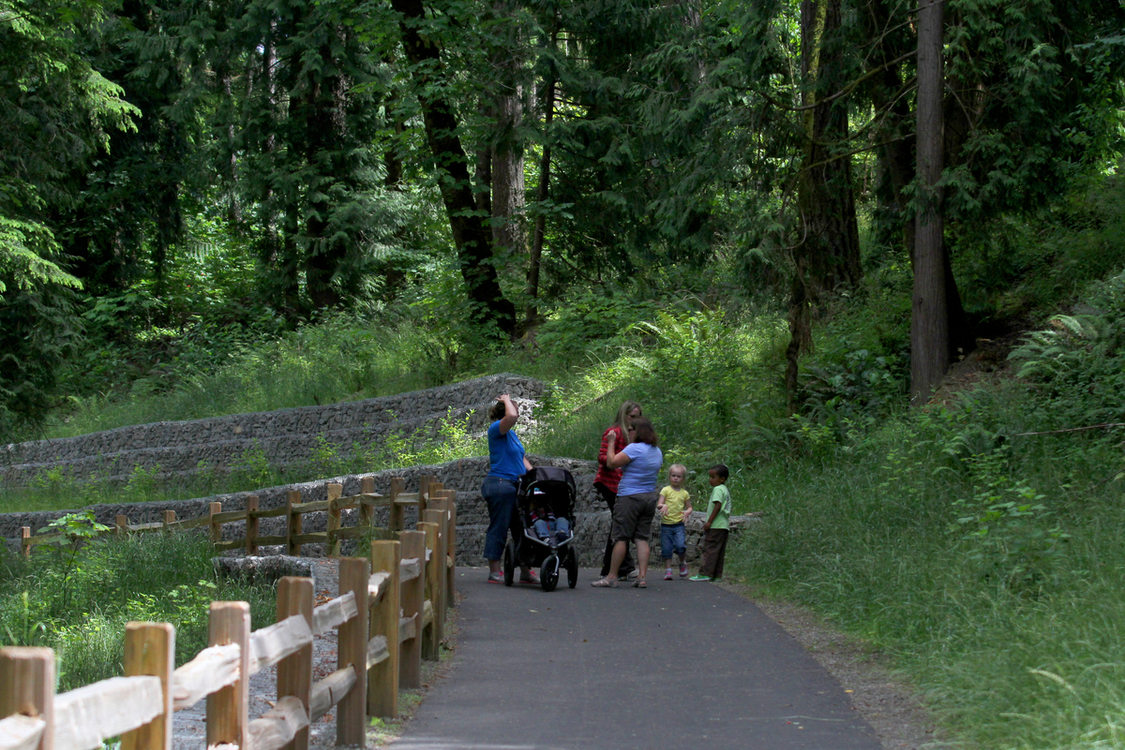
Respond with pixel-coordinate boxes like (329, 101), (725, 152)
(591, 416), (662, 588)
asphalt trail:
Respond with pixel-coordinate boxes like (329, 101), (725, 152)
(391, 567), (882, 750)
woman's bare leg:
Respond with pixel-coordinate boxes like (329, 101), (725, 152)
(634, 539), (650, 581)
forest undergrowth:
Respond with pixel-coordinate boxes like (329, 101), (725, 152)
(2, 178), (1125, 748)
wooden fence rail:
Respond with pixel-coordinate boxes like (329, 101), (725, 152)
(0, 480), (456, 750)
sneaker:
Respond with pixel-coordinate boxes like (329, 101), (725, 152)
(679, 564), (689, 578)
(625, 569), (640, 581)
(663, 569), (673, 580)
(487, 572), (504, 584)
(688, 574), (712, 582)
(519, 570), (540, 585)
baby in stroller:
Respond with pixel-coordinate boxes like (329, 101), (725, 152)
(503, 466), (580, 590)
(529, 489), (571, 546)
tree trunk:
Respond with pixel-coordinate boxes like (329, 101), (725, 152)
(527, 23), (559, 329)
(391, 0), (516, 337)
(872, 59), (915, 257)
(910, 0), (948, 403)
(258, 23), (303, 323)
(301, 49), (345, 311)
(786, 0), (862, 411)
(490, 1), (527, 267)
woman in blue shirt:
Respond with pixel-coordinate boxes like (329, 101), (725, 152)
(591, 416), (662, 588)
(481, 394), (535, 584)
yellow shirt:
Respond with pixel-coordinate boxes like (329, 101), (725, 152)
(659, 486), (691, 524)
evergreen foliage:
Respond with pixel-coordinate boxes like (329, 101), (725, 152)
(3, 3), (1125, 742)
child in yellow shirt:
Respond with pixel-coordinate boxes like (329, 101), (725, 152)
(657, 464), (693, 579)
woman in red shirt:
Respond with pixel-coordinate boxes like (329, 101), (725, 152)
(594, 400), (642, 578)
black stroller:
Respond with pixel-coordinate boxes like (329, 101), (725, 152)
(503, 466), (579, 591)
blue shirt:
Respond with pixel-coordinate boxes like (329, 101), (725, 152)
(616, 442), (663, 495)
(487, 420), (526, 480)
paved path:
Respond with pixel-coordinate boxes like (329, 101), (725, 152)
(392, 567), (882, 749)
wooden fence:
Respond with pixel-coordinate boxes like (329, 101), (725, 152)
(18, 475), (448, 559)
(0, 479), (459, 750)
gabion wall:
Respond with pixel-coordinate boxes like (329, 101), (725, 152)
(1, 373), (542, 487)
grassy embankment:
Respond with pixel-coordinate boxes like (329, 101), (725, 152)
(2, 177), (1124, 746)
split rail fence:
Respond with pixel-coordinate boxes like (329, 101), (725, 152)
(17, 475), (448, 559)
(0, 476), (459, 750)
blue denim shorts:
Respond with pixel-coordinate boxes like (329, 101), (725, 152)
(660, 521), (686, 559)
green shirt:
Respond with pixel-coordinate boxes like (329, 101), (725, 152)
(707, 483), (732, 531)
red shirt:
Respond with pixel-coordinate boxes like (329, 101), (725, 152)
(594, 424), (627, 491)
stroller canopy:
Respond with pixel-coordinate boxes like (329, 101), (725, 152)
(518, 466), (577, 500)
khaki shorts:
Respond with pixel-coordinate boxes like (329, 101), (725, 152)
(610, 492), (658, 542)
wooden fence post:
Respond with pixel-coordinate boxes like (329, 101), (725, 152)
(398, 530), (425, 689)
(277, 577), (314, 750)
(445, 495), (457, 608)
(0, 646), (55, 749)
(326, 483), (343, 557)
(417, 520), (440, 660)
(162, 511), (176, 530)
(417, 475), (431, 518)
(368, 541), (400, 718)
(286, 490), (302, 557)
(209, 502), (223, 545)
(359, 476), (376, 529)
(206, 602), (250, 748)
(121, 622), (175, 750)
(422, 511), (447, 654)
(337, 558), (369, 746)
(430, 492), (457, 609)
(245, 495), (260, 556)
(20, 527), (30, 559)
(388, 477), (405, 532)
(116, 514), (129, 535)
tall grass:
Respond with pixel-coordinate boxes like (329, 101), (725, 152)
(0, 532), (275, 690)
(733, 346), (1125, 749)
(40, 314), (452, 440)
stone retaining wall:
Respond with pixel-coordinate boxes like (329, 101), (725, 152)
(0, 373), (543, 487)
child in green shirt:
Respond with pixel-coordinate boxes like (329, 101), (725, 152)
(690, 464), (731, 582)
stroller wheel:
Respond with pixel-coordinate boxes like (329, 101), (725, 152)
(565, 548), (578, 588)
(541, 555), (560, 592)
(502, 540), (515, 586)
